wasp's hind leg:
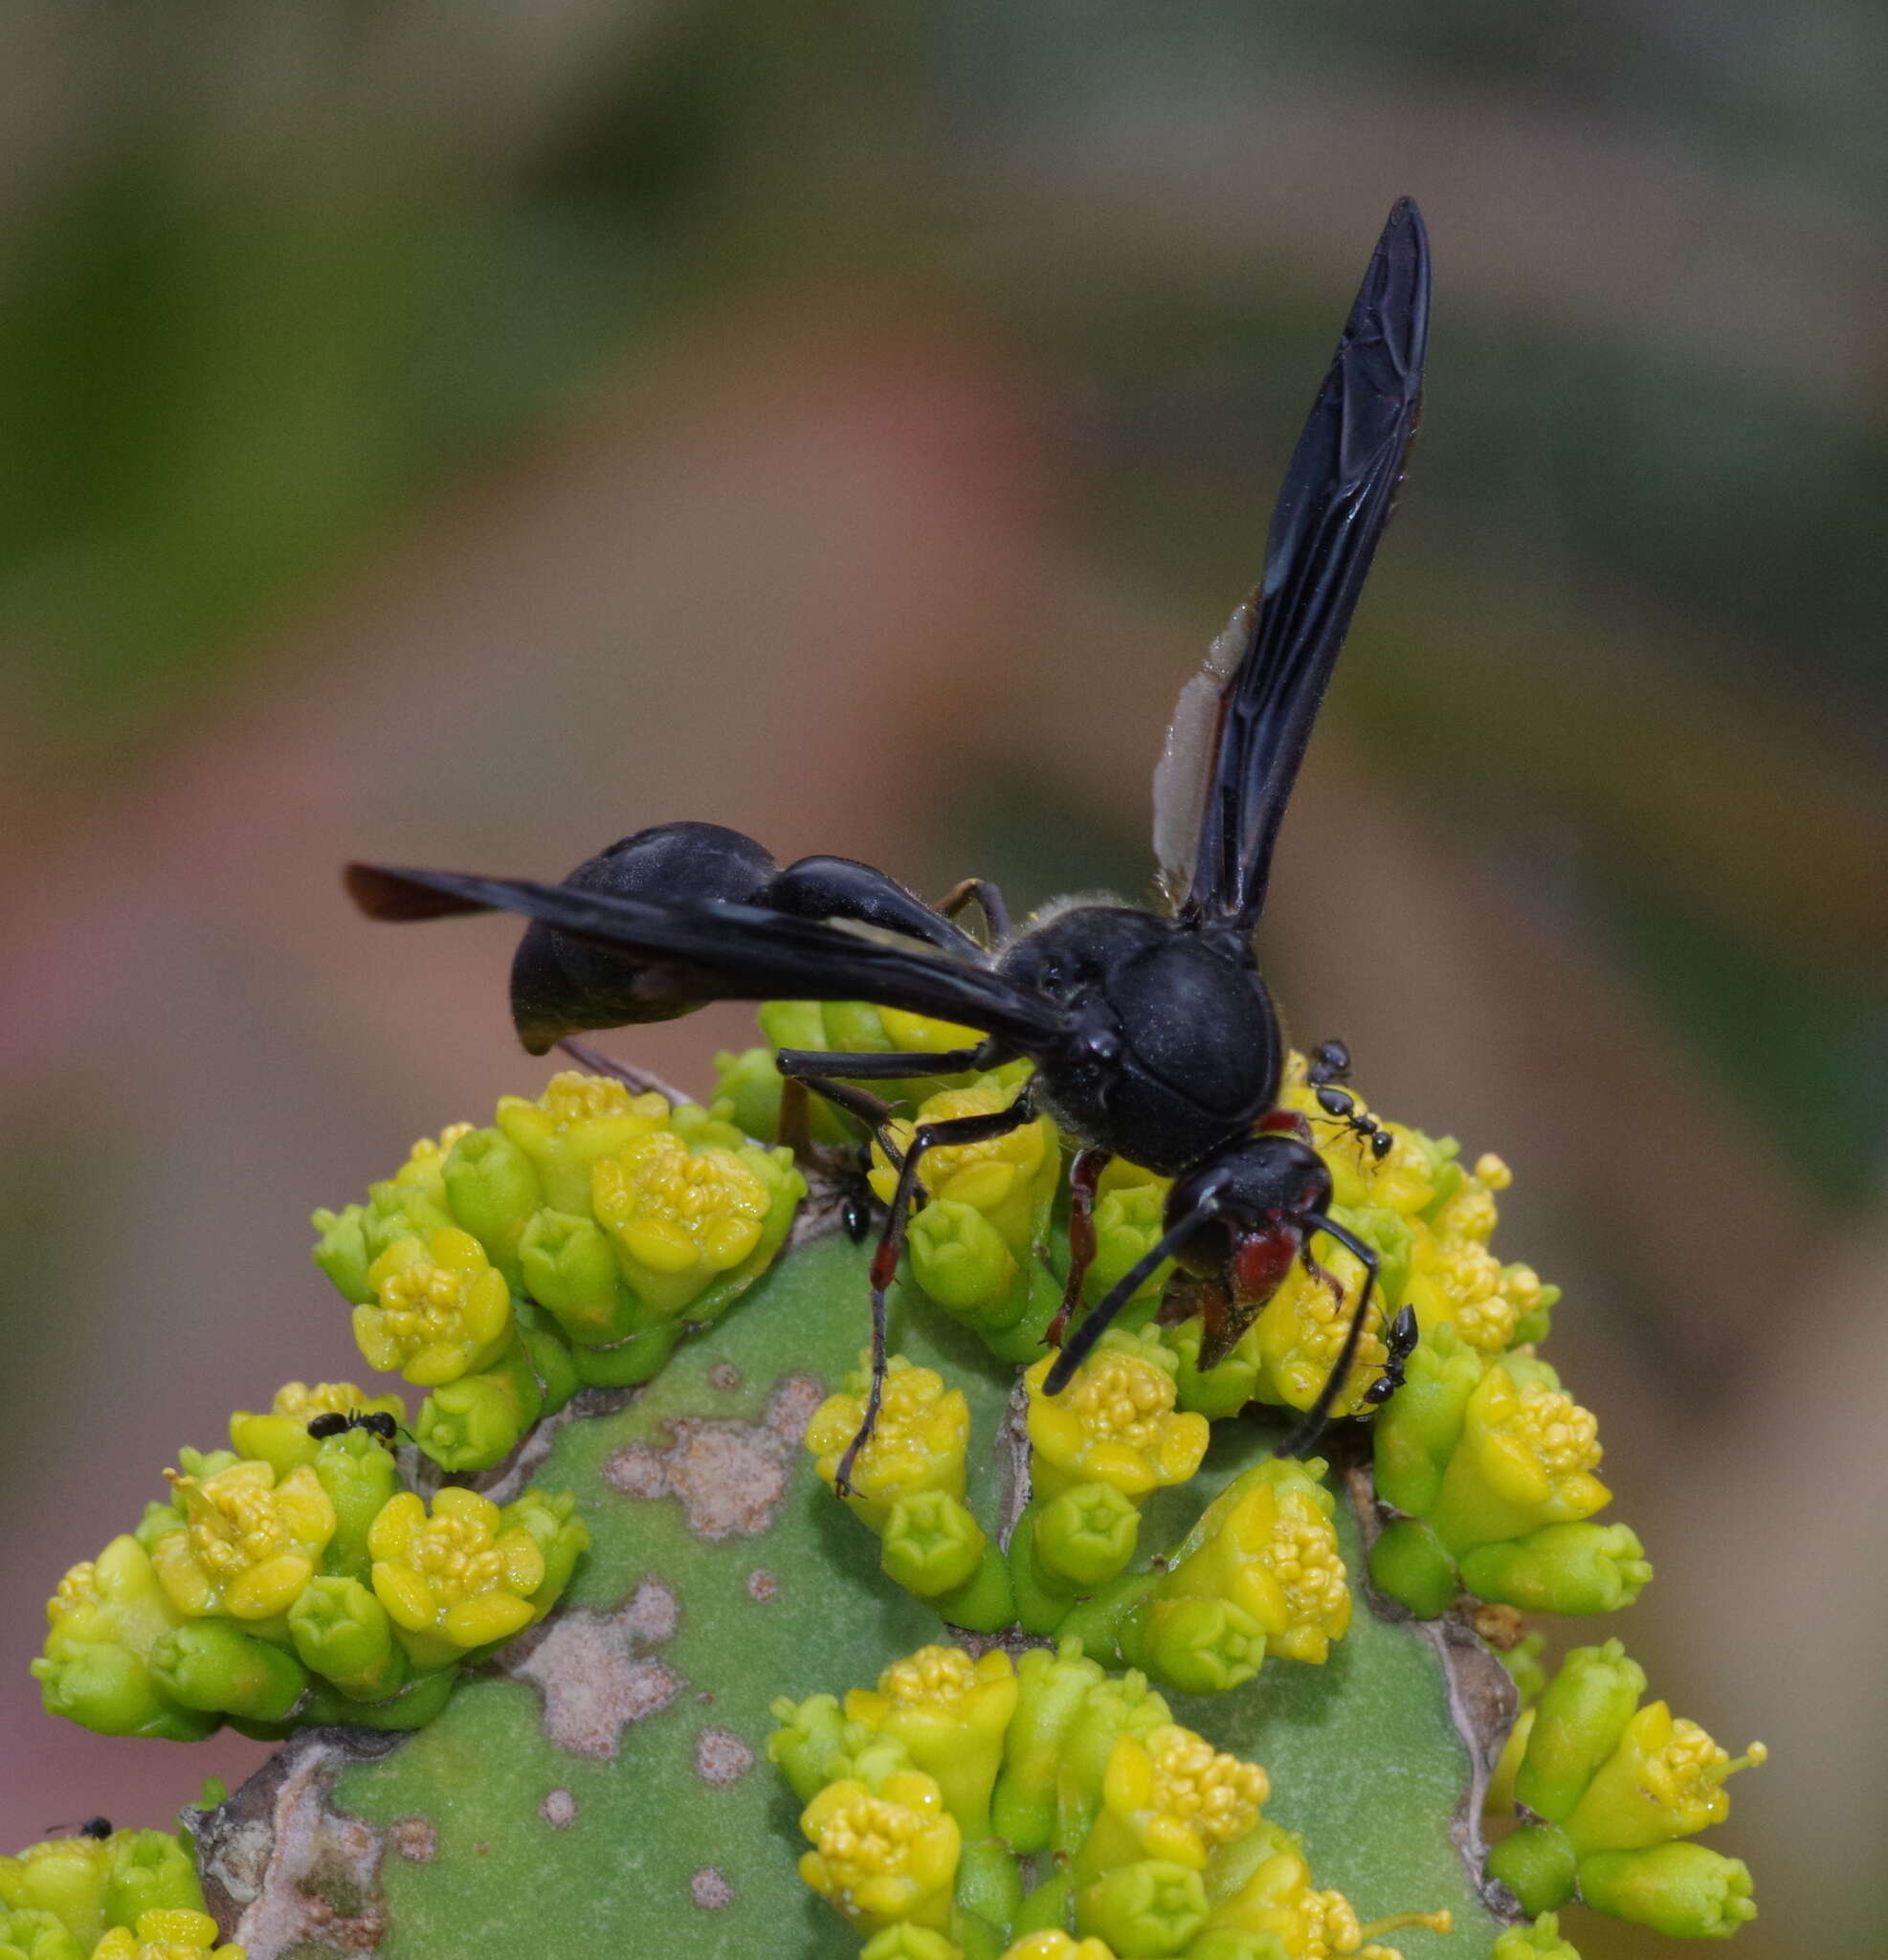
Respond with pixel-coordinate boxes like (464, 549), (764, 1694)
(827, 1086), (1038, 1498)
(933, 878), (1012, 948)
(789, 1073), (904, 1239)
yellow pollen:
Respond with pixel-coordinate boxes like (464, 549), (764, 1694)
(883, 1644), (977, 1706)
(1474, 1151), (1513, 1192)
(1065, 1353), (1175, 1445)
(1144, 1725), (1268, 1841)
(538, 1071), (658, 1126)
(1513, 1386), (1601, 1475)
(816, 1793), (923, 1881)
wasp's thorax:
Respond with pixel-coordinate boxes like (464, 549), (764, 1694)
(998, 907), (1279, 1173)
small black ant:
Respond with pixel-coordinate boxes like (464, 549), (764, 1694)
(305, 1411), (401, 1444)
(1362, 1303), (1419, 1407)
(1312, 1083), (1393, 1162)
(44, 1817), (113, 1840)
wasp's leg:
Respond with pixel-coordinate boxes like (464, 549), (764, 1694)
(1042, 1197), (1222, 1395)
(1043, 1146), (1114, 1348)
(554, 1036), (692, 1102)
(1273, 1214), (1382, 1459)
(830, 1088), (1038, 1498)
(933, 878), (1012, 948)
(1258, 1107), (1315, 1143)
(1298, 1231), (1347, 1311)
(776, 1044), (989, 1084)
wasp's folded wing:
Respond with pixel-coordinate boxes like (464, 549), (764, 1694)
(345, 863), (1070, 1054)
(1175, 197), (1430, 927)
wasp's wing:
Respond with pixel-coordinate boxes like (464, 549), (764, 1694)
(1168, 198), (1430, 927)
(345, 863), (1072, 1055)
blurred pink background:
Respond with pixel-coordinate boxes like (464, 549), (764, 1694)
(2, 8), (1883, 1953)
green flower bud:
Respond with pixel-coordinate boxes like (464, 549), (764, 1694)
(414, 1339), (544, 1473)
(1485, 1822), (1577, 1916)
(311, 1427), (402, 1581)
(309, 1203), (376, 1304)
(955, 1838), (1024, 1948)
(34, 1538), (214, 1742)
(0, 1838), (112, 1943)
(1490, 1910), (1581, 1960)
(1461, 1522), (1652, 1615)
(104, 1829), (207, 1928)
(513, 1298), (579, 1416)
(1515, 1639), (1648, 1825)
(1085, 1175), (1172, 1317)
(500, 1487), (589, 1621)
(767, 1693), (853, 1804)
(1370, 1322), (1484, 1518)
(1576, 1842), (1756, 1939)
(881, 1492), (988, 1598)
(519, 1209), (635, 1345)
(151, 1621), (310, 1724)
(131, 1501), (186, 1553)
(1033, 1483), (1141, 1592)
(906, 1201), (1024, 1328)
(1499, 1631), (1549, 1708)
(0, 1906), (86, 1960)
(441, 1126), (543, 1289)
(1562, 1701), (1764, 1857)
(1076, 1859), (1207, 1957)
(1126, 1595), (1266, 1697)
(288, 1576), (406, 1701)
(31, 1640), (214, 1743)
(1052, 1670), (1171, 1857)
(1366, 1518), (1459, 1619)
(990, 1639), (1107, 1854)
(1159, 1317), (1262, 1420)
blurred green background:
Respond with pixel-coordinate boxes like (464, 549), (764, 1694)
(1, 4), (1881, 1952)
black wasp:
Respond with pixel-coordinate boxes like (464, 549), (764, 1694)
(345, 199), (1430, 1491)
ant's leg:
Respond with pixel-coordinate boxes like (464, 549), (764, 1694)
(777, 1044), (988, 1082)
(1274, 1214), (1381, 1459)
(1044, 1147), (1113, 1347)
(934, 879), (1013, 947)
(1043, 1200), (1218, 1395)
(831, 1089), (1038, 1497)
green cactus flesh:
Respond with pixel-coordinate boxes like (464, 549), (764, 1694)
(194, 1229), (1510, 1957)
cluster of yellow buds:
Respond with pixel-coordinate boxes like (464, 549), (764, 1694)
(1485, 1640), (1765, 1940)
(770, 1640), (1446, 1959)
(34, 1380), (586, 1746)
(312, 1070), (805, 1468)
(1367, 1325), (1651, 1620)
(0, 1817), (239, 1960)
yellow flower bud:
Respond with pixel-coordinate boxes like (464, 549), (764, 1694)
(591, 1129), (777, 1318)
(1024, 1332), (1208, 1502)
(845, 1644), (1017, 1837)
(805, 1355), (969, 1531)
(354, 1228), (513, 1387)
(797, 1770), (963, 1932)
(495, 1072), (671, 1214)
(368, 1486), (545, 1669)
(91, 1908), (243, 1959)
(1426, 1363), (1609, 1554)
(1096, 1723), (1271, 1872)
(1248, 1242), (1388, 1422)
(870, 1080), (1056, 1262)
(1158, 1462), (1350, 1663)
(151, 1460), (337, 1622)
